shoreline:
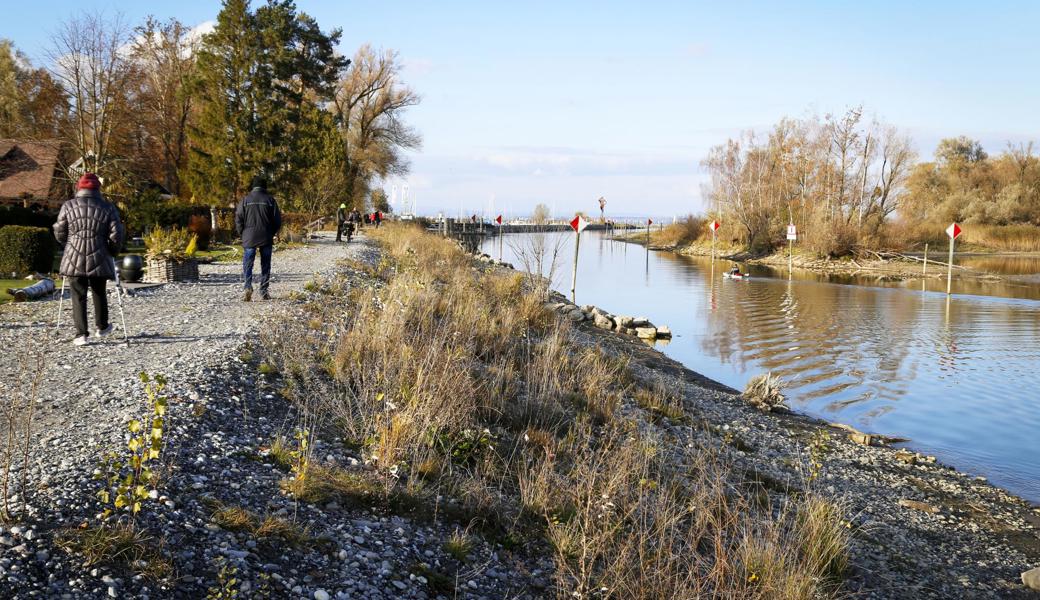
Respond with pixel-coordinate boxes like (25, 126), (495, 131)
(621, 235), (1031, 281)
(542, 279), (1040, 598)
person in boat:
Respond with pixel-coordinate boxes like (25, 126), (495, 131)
(729, 264), (741, 276)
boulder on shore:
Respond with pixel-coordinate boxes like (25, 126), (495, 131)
(635, 326), (658, 339)
(593, 313), (614, 330)
(1023, 567), (1040, 591)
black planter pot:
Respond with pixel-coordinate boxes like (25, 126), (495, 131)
(120, 254), (144, 283)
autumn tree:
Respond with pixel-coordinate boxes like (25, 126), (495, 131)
(332, 45), (420, 210)
(130, 17), (198, 196)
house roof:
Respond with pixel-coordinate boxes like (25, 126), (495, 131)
(0, 139), (64, 200)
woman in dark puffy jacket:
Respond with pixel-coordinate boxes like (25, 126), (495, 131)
(53, 173), (125, 346)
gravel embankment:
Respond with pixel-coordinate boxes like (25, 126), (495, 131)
(0, 233), (551, 599)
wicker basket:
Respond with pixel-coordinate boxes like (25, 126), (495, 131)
(145, 257), (199, 283)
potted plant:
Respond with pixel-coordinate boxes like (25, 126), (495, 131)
(143, 227), (200, 283)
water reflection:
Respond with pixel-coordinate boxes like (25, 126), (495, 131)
(482, 231), (1040, 502)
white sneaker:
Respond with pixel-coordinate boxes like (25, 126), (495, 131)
(97, 324), (114, 337)
(72, 335), (89, 346)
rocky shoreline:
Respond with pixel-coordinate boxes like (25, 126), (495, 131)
(0, 231), (1037, 598)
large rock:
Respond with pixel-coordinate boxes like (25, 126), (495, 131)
(593, 313), (614, 330)
(567, 308), (585, 322)
(631, 317), (651, 327)
(635, 326), (657, 339)
(1023, 567), (1040, 591)
(616, 316), (634, 328)
(656, 326), (672, 339)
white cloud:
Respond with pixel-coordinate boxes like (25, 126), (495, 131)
(402, 57), (434, 77)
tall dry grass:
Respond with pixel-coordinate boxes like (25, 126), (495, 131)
(650, 215), (709, 247)
(960, 224), (1040, 252)
(260, 222), (850, 599)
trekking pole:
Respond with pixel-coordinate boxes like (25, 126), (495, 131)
(55, 276), (67, 332)
(112, 260), (130, 346)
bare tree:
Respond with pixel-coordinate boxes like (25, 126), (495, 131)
(531, 203), (551, 225)
(47, 12), (136, 175)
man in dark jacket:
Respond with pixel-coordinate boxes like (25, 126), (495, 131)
(336, 203), (348, 242)
(53, 173), (125, 346)
(235, 175), (282, 301)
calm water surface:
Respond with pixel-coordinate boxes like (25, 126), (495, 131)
(482, 232), (1040, 503)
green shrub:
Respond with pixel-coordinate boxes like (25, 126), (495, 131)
(144, 227), (197, 261)
(0, 226), (56, 276)
(120, 189), (204, 237)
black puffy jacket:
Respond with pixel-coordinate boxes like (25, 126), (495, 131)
(53, 190), (125, 279)
(235, 187), (282, 248)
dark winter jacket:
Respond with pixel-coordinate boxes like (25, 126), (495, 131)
(336, 206), (347, 224)
(235, 187), (282, 248)
(53, 189), (125, 280)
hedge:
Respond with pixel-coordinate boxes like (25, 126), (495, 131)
(0, 225), (56, 276)
(0, 205), (58, 229)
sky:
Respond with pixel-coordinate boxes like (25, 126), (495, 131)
(5, 0), (1040, 219)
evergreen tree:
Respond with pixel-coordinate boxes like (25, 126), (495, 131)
(187, 0), (346, 206)
(186, 0), (260, 206)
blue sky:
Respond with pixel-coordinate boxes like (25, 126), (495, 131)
(6, 1), (1040, 218)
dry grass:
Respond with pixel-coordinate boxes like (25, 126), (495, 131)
(208, 500), (308, 546)
(56, 525), (173, 580)
(960, 224), (1040, 252)
(649, 215), (709, 247)
(260, 222), (851, 599)
(743, 373), (787, 412)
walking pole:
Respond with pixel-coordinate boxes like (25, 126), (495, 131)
(112, 260), (130, 346)
(55, 276), (67, 332)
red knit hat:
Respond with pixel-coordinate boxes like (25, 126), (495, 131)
(77, 173), (101, 190)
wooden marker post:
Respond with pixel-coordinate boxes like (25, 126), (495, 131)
(570, 215), (588, 302)
(786, 223), (797, 274)
(945, 223), (961, 295)
(709, 220), (720, 262)
(922, 243), (928, 275)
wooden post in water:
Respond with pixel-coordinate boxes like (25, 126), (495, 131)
(569, 215), (588, 302)
(944, 223), (961, 295)
(571, 228), (581, 303)
(923, 243), (928, 275)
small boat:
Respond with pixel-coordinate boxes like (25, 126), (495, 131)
(723, 272), (751, 280)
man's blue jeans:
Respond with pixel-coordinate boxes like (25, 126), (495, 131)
(243, 245), (273, 293)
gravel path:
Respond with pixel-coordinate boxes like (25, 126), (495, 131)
(1, 232), (352, 462)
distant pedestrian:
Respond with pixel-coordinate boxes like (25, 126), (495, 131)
(53, 172), (125, 346)
(235, 174), (282, 301)
(336, 203), (348, 242)
(374, 211), (382, 228)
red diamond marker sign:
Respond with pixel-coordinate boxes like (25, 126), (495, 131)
(709, 220), (720, 232)
(570, 215), (589, 233)
(495, 215), (502, 225)
(648, 218), (653, 226)
(946, 223), (962, 239)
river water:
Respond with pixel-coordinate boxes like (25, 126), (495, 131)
(482, 231), (1040, 503)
